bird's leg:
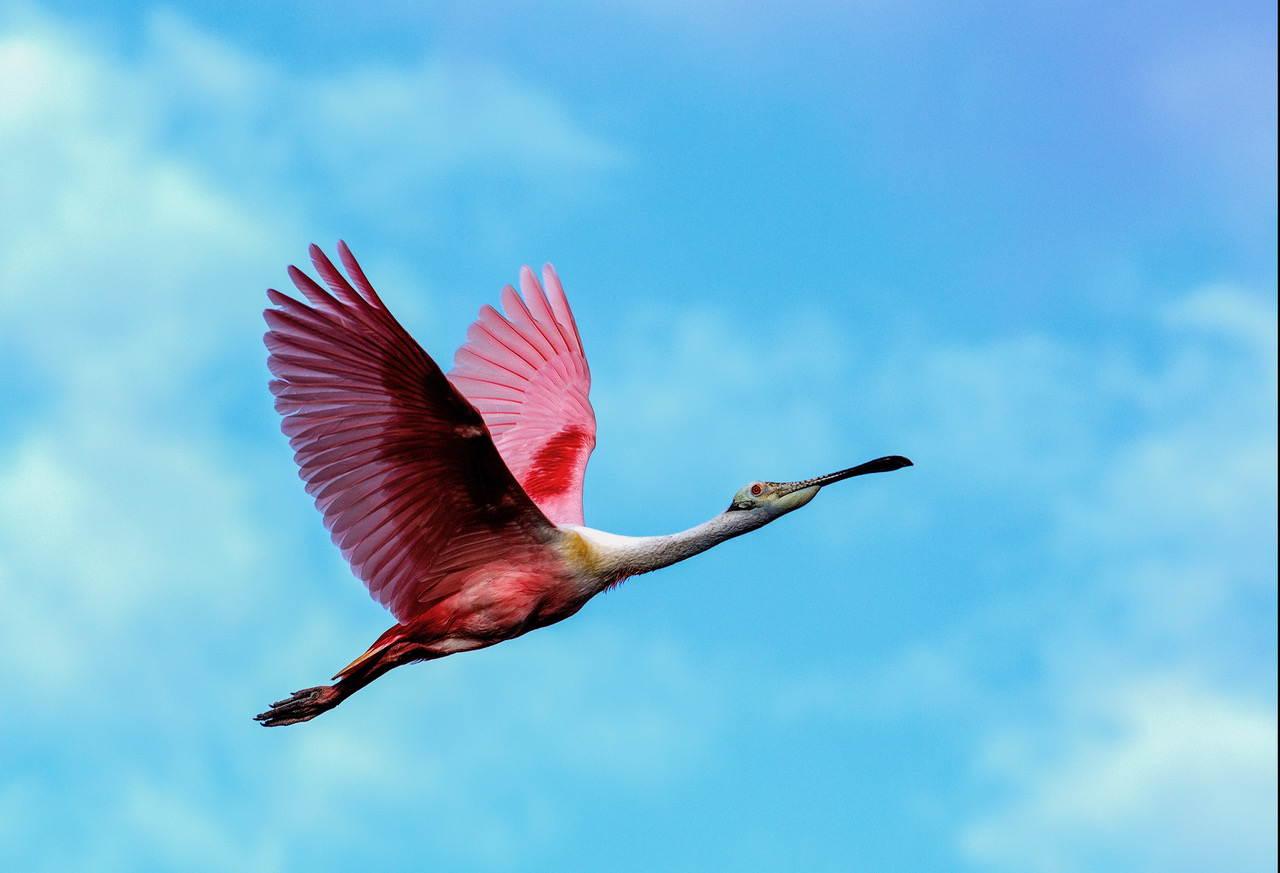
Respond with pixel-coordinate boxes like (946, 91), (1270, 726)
(255, 625), (439, 727)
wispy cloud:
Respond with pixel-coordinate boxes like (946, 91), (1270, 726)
(0, 4), (1273, 872)
(139, 10), (625, 232)
(961, 677), (1278, 873)
(927, 284), (1278, 871)
(0, 11), (706, 870)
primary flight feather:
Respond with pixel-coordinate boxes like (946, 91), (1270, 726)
(257, 242), (911, 725)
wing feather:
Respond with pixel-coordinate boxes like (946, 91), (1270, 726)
(264, 243), (564, 624)
(447, 264), (596, 526)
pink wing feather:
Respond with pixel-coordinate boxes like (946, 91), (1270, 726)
(264, 243), (565, 624)
(446, 264), (597, 527)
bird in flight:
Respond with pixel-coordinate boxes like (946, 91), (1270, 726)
(256, 243), (912, 726)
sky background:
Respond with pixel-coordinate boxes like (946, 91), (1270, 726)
(0, 1), (1276, 871)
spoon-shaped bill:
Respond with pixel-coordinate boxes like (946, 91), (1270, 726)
(777, 455), (913, 494)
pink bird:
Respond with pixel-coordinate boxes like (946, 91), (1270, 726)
(256, 243), (912, 726)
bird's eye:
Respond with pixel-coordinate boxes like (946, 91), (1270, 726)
(750, 483), (764, 497)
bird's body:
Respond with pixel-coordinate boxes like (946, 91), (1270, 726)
(256, 243), (910, 726)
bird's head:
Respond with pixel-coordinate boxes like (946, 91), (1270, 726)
(726, 455), (913, 522)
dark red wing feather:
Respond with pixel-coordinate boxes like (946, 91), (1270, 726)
(264, 243), (561, 623)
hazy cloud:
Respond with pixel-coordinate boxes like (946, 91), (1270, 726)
(962, 677), (1278, 873)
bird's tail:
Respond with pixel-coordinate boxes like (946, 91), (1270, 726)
(254, 623), (429, 727)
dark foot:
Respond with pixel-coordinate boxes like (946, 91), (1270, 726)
(254, 685), (342, 726)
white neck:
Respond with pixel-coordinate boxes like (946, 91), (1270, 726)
(563, 510), (771, 588)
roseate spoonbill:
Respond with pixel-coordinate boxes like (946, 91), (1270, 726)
(255, 242), (912, 726)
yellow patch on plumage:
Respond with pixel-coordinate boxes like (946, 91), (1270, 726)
(558, 529), (604, 575)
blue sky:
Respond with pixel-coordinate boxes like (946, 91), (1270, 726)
(0, 2), (1275, 871)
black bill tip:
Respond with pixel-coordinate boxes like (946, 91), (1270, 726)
(862, 455), (913, 474)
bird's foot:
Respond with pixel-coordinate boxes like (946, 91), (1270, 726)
(254, 685), (342, 727)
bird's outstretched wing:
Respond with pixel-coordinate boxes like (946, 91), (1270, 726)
(446, 265), (597, 527)
(264, 243), (561, 624)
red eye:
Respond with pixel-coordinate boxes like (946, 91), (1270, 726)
(750, 483), (763, 496)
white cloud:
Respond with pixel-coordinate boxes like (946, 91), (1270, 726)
(20, 623), (718, 871)
(961, 677), (1278, 873)
(0, 6), (1274, 872)
(0, 17), (695, 871)
(860, 282), (1277, 529)
(0, 2), (629, 692)
(590, 300), (857, 502)
(0, 3), (661, 848)
(742, 279), (1280, 869)
(1058, 287), (1276, 645)
(137, 10), (624, 226)
(885, 333), (1100, 490)
(0, 13), (293, 712)
(935, 284), (1279, 871)
(1164, 282), (1279, 355)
